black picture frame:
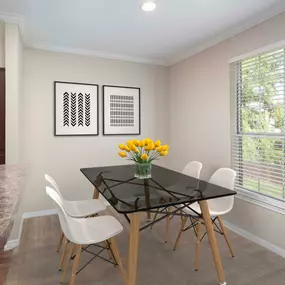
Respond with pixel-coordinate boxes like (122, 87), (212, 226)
(102, 85), (141, 136)
(54, 81), (99, 136)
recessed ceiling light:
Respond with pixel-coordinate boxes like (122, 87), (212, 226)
(141, 1), (156, 12)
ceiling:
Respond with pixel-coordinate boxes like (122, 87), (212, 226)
(0, 0), (285, 65)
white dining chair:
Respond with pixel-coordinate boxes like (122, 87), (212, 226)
(173, 168), (236, 271)
(182, 161), (203, 179)
(45, 174), (107, 267)
(153, 161), (203, 243)
(46, 186), (126, 285)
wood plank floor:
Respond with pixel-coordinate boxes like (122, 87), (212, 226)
(5, 213), (285, 285)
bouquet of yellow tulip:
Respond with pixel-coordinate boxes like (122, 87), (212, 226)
(118, 138), (169, 163)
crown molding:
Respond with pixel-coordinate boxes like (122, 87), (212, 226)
(168, 2), (285, 65)
(0, 12), (23, 24)
(1, 4), (285, 67)
(28, 42), (169, 66)
(0, 12), (167, 66)
(0, 12), (26, 44)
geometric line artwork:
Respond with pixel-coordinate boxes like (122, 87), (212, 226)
(71, 92), (77, 127)
(103, 85), (140, 135)
(109, 95), (135, 127)
(54, 81), (98, 136)
(78, 93), (84, 127)
(85, 93), (91, 127)
(63, 92), (69, 126)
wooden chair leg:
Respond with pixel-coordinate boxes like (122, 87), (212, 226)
(70, 244), (82, 285)
(105, 240), (114, 262)
(59, 237), (68, 271)
(173, 216), (187, 250)
(61, 243), (75, 284)
(165, 207), (171, 243)
(150, 212), (159, 229)
(109, 238), (128, 285)
(57, 232), (64, 252)
(218, 216), (234, 257)
(195, 222), (201, 271)
(199, 200), (225, 284)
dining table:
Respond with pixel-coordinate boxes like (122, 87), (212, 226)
(81, 164), (236, 285)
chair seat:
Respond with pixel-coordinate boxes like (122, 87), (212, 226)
(63, 199), (106, 218)
(182, 202), (230, 217)
(68, 215), (123, 245)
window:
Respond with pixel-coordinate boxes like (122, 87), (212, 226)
(231, 48), (285, 201)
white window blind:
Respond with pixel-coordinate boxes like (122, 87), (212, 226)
(232, 48), (285, 200)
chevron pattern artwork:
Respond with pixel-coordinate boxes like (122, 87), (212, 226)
(71, 92), (77, 127)
(85, 93), (90, 127)
(55, 82), (98, 136)
(63, 92), (69, 126)
(78, 93), (84, 126)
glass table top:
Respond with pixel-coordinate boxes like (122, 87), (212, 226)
(81, 164), (236, 214)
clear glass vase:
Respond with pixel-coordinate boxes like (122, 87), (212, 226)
(134, 162), (152, 179)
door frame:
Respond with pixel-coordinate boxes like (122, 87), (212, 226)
(0, 68), (5, 164)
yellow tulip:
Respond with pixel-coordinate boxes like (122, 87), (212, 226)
(162, 145), (169, 151)
(118, 144), (125, 150)
(139, 140), (144, 147)
(118, 151), (127, 158)
(141, 154), (148, 161)
(126, 140), (133, 148)
(146, 143), (155, 151)
(144, 138), (151, 146)
(133, 139), (139, 146)
(160, 151), (168, 156)
(157, 146), (163, 152)
(144, 145), (150, 151)
(133, 147), (139, 153)
(155, 140), (161, 147)
(125, 146), (131, 152)
(131, 144), (139, 153)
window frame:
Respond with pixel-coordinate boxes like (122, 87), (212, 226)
(231, 47), (285, 214)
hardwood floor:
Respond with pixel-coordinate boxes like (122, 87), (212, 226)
(5, 214), (285, 285)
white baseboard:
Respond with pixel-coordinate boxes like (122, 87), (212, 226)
(5, 209), (285, 259)
(4, 239), (20, 251)
(22, 209), (57, 219)
(4, 209), (57, 251)
(223, 220), (285, 259)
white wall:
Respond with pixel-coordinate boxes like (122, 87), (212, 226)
(169, 12), (285, 249)
(9, 49), (169, 240)
(0, 21), (4, 68)
(5, 23), (22, 164)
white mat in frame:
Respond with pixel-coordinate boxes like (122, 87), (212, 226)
(103, 85), (141, 135)
(54, 81), (99, 136)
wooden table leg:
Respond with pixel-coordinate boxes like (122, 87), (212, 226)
(199, 200), (226, 285)
(128, 212), (141, 285)
(144, 179), (151, 220)
(93, 187), (99, 199)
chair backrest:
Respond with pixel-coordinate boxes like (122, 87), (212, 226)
(45, 186), (73, 241)
(45, 174), (60, 192)
(45, 174), (67, 202)
(207, 168), (236, 213)
(183, 161), (203, 179)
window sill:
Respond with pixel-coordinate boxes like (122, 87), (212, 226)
(235, 187), (285, 216)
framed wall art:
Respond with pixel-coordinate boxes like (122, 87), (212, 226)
(102, 85), (141, 135)
(54, 81), (99, 136)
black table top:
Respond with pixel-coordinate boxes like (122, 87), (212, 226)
(80, 164), (236, 214)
